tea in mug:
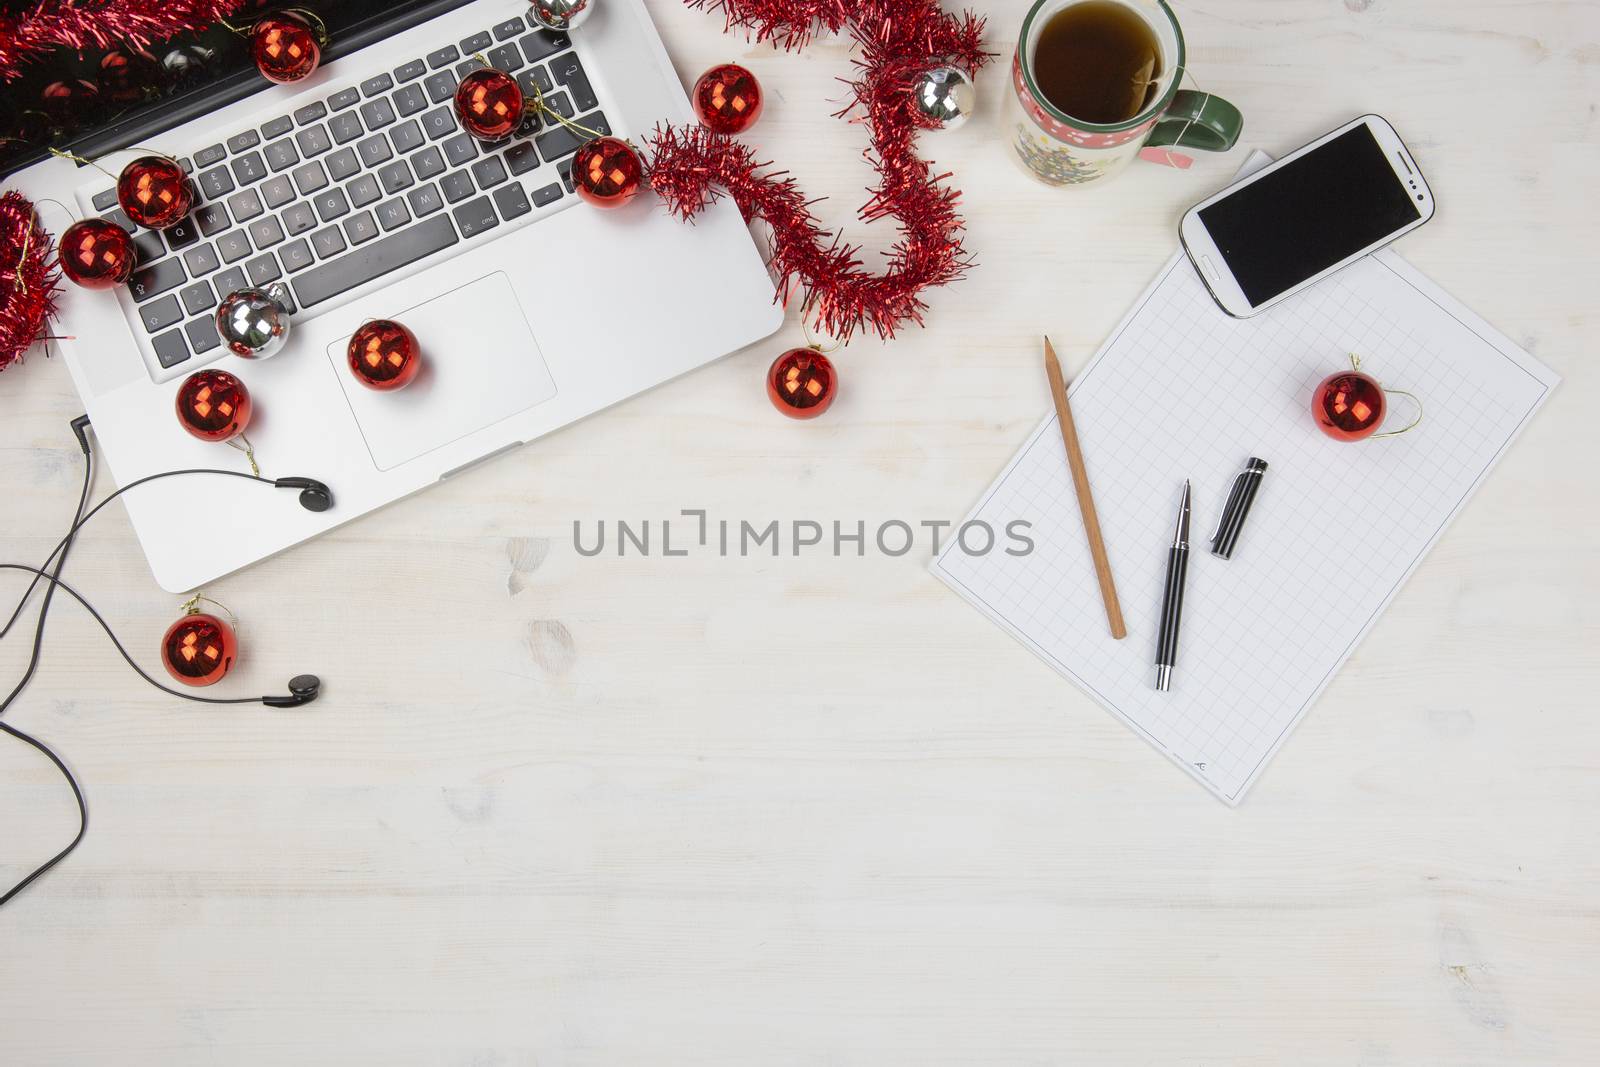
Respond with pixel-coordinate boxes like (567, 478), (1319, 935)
(1033, 1), (1163, 124)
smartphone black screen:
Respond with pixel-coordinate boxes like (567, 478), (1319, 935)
(1198, 124), (1421, 307)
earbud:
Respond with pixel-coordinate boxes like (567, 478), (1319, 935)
(262, 673), (321, 708)
(273, 476), (334, 512)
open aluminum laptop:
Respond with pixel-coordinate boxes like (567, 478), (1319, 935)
(3, 0), (781, 592)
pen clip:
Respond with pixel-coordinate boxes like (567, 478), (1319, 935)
(1211, 470), (1248, 546)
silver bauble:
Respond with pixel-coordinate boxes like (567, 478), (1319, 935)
(215, 282), (292, 359)
(913, 65), (976, 131)
(528, 0), (594, 33)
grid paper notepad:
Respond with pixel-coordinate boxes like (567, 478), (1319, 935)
(932, 235), (1557, 804)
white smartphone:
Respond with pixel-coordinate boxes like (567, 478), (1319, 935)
(1179, 115), (1434, 318)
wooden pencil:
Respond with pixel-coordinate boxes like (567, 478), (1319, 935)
(1042, 336), (1127, 640)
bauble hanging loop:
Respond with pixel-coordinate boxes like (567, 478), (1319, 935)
(216, 282), (293, 359)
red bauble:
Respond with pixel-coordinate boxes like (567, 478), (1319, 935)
(58, 218), (136, 289)
(693, 63), (764, 135)
(573, 136), (643, 208)
(455, 68), (524, 141)
(117, 155), (193, 230)
(347, 319), (422, 390)
(99, 49), (160, 107)
(766, 347), (836, 419)
(176, 369), (253, 442)
(251, 12), (322, 84)
(161, 612), (238, 686)
(40, 78), (100, 123)
(1312, 369), (1387, 441)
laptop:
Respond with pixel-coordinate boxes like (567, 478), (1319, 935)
(1, 0), (782, 592)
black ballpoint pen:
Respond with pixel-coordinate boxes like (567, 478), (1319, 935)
(1154, 481), (1191, 692)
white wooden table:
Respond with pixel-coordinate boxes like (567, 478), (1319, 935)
(3, 1), (1597, 1061)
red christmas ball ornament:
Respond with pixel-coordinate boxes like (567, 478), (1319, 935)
(1312, 369), (1387, 441)
(58, 218), (136, 289)
(693, 63), (764, 135)
(99, 49), (161, 107)
(455, 68), (525, 141)
(40, 79), (100, 124)
(572, 136), (643, 208)
(161, 611), (238, 686)
(251, 12), (323, 84)
(176, 369), (253, 442)
(117, 155), (193, 230)
(766, 347), (836, 419)
(347, 319), (422, 390)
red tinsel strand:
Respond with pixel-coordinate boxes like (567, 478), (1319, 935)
(0, 190), (60, 371)
(656, 0), (988, 341)
(0, 0), (247, 82)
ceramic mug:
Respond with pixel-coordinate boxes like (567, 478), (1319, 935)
(1007, 0), (1244, 187)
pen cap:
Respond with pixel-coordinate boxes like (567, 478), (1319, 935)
(1211, 458), (1268, 560)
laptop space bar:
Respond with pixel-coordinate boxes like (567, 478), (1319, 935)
(291, 215), (460, 309)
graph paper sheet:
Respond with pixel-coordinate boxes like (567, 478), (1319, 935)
(932, 243), (1557, 804)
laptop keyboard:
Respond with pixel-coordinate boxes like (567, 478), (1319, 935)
(88, 11), (609, 376)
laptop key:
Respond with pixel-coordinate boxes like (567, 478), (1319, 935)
(471, 156), (507, 190)
(194, 202), (230, 236)
(280, 238), (315, 273)
(325, 147), (361, 182)
(264, 139), (299, 172)
(185, 317), (221, 354)
(283, 201), (318, 235)
(357, 134), (393, 168)
(406, 182), (444, 217)
(91, 188), (119, 211)
(228, 188), (264, 223)
(456, 57), (487, 79)
(378, 160), (414, 195)
(488, 42), (522, 73)
(531, 182), (563, 207)
(520, 29), (569, 63)
(184, 243), (220, 276)
(215, 266), (247, 295)
(461, 30), (493, 54)
(292, 161), (329, 196)
(541, 90), (573, 119)
(295, 124), (332, 157)
(231, 151), (267, 185)
(361, 73), (394, 97)
(261, 115), (294, 140)
(330, 111), (364, 144)
(360, 98), (397, 131)
(249, 216), (285, 249)
(424, 70), (458, 105)
(292, 214), (459, 308)
(152, 328), (190, 368)
(493, 182), (531, 221)
(552, 54), (597, 112)
(518, 65), (555, 97)
(422, 106), (457, 140)
(227, 130), (261, 153)
(194, 144), (227, 169)
(535, 110), (608, 162)
(217, 230), (252, 264)
(506, 140), (540, 175)
(375, 197), (411, 232)
(294, 101), (327, 125)
(443, 134), (476, 168)
(132, 230), (166, 264)
(494, 17), (524, 40)
(389, 119), (425, 155)
(179, 280), (216, 315)
(343, 211), (379, 245)
(329, 86), (361, 111)
(427, 45), (459, 69)
(130, 259), (186, 302)
(441, 171), (475, 204)
(164, 217), (200, 249)
(411, 146), (447, 180)
(452, 195), (498, 238)
(315, 187), (353, 221)
(346, 174), (381, 208)
(394, 84), (429, 117)
(198, 166), (235, 200)
(394, 58), (427, 83)
(261, 175), (295, 208)
(311, 226), (346, 258)
(139, 293), (183, 332)
(246, 253), (282, 285)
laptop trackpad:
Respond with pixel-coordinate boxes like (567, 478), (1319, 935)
(325, 272), (557, 472)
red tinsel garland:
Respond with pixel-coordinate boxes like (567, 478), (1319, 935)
(648, 0), (988, 342)
(0, 0), (247, 82)
(0, 191), (59, 372)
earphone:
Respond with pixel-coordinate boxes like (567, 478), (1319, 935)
(0, 414), (334, 907)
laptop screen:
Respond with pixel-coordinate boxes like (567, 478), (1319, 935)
(0, 0), (453, 180)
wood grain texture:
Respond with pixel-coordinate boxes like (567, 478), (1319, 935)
(2, 0), (1598, 1062)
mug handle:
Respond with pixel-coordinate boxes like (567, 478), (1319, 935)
(1146, 90), (1244, 154)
